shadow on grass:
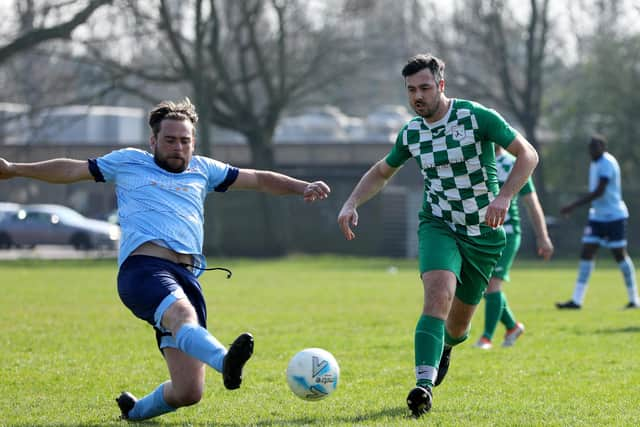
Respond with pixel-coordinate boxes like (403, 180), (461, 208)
(593, 325), (640, 334)
(249, 406), (409, 426)
(13, 407), (412, 427)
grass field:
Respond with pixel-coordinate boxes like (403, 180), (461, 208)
(1, 255), (639, 426)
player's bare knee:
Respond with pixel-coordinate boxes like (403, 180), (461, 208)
(162, 299), (198, 333)
(446, 323), (469, 338)
(423, 286), (455, 317)
(611, 247), (627, 263)
(173, 386), (203, 407)
(580, 243), (599, 260)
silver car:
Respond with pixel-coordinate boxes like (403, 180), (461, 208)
(0, 203), (120, 250)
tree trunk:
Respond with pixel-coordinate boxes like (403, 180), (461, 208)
(247, 132), (289, 256)
(522, 120), (547, 201)
(196, 95), (223, 256)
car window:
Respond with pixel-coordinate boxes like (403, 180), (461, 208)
(52, 207), (85, 223)
(19, 211), (55, 224)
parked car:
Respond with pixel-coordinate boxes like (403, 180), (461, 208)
(0, 204), (120, 250)
(274, 105), (364, 143)
(0, 202), (20, 219)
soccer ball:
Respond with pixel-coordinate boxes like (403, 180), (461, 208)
(286, 348), (340, 401)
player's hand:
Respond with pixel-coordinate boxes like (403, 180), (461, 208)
(303, 181), (330, 202)
(337, 203), (358, 240)
(536, 236), (554, 261)
(0, 158), (15, 180)
(484, 195), (510, 228)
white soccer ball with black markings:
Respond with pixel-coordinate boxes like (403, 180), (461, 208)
(286, 348), (340, 401)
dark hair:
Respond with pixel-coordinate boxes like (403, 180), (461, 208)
(148, 98), (199, 137)
(590, 133), (607, 148)
(401, 54), (445, 83)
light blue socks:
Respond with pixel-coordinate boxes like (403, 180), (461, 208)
(175, 323), (227, 372)
(128, 383), (175, 420)
(572, 260), (595, 304)
(619, 256), (639, 304)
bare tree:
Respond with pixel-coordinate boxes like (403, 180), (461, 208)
(83, 0), (372, 254)
(0, 0), (112, 65)
(89, 1), (366, 158)
(415, 0), (556, 196)
(0, 0), (118, 145)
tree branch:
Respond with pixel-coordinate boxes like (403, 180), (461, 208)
(0, 0), (112, 64)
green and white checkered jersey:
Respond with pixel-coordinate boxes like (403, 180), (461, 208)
(496, 151), (535, 235)
(386, 99), (517, 236)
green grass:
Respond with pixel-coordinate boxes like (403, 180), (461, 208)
(1, 256), (639, 426)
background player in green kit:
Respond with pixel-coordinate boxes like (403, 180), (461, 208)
(337, 53), (539, 417)
(473, 144), (554, 350)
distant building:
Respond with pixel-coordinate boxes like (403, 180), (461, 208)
(0, 102), (413, 146)
(0, 103), (146, 145)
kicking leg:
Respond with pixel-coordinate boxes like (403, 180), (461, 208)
(163, 299), (254, 389)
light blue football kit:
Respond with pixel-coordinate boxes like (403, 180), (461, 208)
(88, 148), (240, 420)
(583, 151), (628, 248)
(570, 151), (637, 307)
(90, 148), (238, 272)
(588, 152), (628, 222)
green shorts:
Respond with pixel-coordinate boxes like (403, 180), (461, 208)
(417, 215), (506, 305)
(492, 232), (521, 281)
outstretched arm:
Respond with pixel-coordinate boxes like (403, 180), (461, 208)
(230, 168), (330, 202)
(486, 135), (539, 228)
(337, 158), (399, 241)
(560, 178), (607, 216)
(0, 158), (93, 183)
(521, 191), (554, 261)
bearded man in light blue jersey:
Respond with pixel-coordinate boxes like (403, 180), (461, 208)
(0, 98), (331, 421)
(557, 134), (638, 309)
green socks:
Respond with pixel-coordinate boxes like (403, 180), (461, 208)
(482, 291), (517, 340)
(500, 292), (517, 330)
(483, 291), (503, 340)
(414, 314), (444, 388)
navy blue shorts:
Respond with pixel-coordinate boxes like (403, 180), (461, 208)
(117, 255), (207, 349)
(582, 218), (627, 248)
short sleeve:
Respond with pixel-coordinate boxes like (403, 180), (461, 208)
(94, 148), (142, 182)
(474, 104), (517, 148)
(385, 125), (412, 168)
(198, 156), (239, 192)
(597, 158), (614, 180)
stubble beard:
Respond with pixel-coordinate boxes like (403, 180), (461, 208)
(414, 97), (441, 121)
(154, 153), (187, 173)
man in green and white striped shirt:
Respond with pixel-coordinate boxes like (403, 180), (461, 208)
(337, 54), (539, 417)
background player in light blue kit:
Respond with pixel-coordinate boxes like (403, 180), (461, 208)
(0, 98), (331, 421)
(556, 134), (638, 309)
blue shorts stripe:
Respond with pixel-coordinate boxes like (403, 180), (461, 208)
(581, 219), (627, 248)
(153, 288), (187, 331)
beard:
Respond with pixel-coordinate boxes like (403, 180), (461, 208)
(413, 97), (441, 120)
(154, 153), (188, 173)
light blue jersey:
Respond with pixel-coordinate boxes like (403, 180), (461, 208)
(589, 152), (628, 221)
(90, 148), (238, 275)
